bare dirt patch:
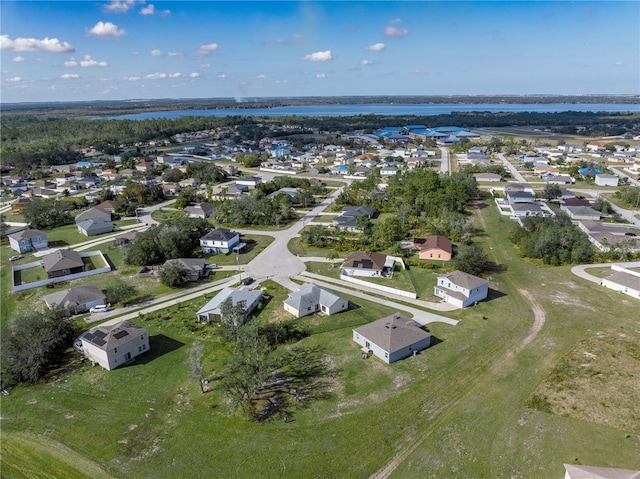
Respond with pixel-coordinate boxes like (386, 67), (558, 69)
(546, 291), (597, 312)
(527, 328), (640, 434)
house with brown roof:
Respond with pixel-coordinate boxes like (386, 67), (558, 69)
(80, 321), (149, 370)
(340, 252), (394, 278)
(353, 313), (431, 363)
(41, 249), (85, 278)
(434, 270), (489, 308)
(413, 235), (452, 261)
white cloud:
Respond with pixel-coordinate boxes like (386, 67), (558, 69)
(197, 43), (219, 56)
(189, 72), (200, 78)
(140, 4), (155, 15)
(256, 74), (266, 79)
(6, 76), (23, 83)
(169, 72), (183, 78)
(365, 43), (385, 51)
(144, 72), (167, 79)
(151, 49), (162, 56)
(103, 0), (137, 13)
(64, 58), (78, 67)
(360, 60), (374, 66)
(12, 56), (25, 62)
(390, 17), (402, 24)
(87, 21), (126, 39)
(303, 50), (333, 62)
(384, 26), (409, 37)
(200, 63), (211, 69)
(61, 73), (80, 79)
(217, 74), (227, 79)
(167, 51), (183, 57)
(316, 73), (326, 79)
(1, 34), (74, 53)
(80, 55), (108, 67)
(125, 76), (141, 81)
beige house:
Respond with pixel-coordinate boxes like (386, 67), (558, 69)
(80, 321), (149, 370)
(414, 235), (452, 261)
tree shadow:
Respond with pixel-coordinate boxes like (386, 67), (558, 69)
(125, 334), (185, 367)
(485, 261), (507, 274)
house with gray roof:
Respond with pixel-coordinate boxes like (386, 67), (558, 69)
(562, 205), (602, 221)
(601, 265), (640, 300)
(434, 270), (489, 308)
(75, 207), (113, 236)
(80, 321), (149, 371)
(185, 202), (216, 219)
(41, 249), (85, 278)
(563, 463), (640, 479)
(333, 206), (375, 233)
(43, 284), (105, 314)
(8, 228), (48, 253)
(353, 313), (431, 363)
(196, 287), (262, 324)
(200, 228), (240, 254)
(283, 283), (348, 318)
(162, 258), (207, 282)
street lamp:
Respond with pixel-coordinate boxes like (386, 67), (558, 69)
(236, 250), (242, 282)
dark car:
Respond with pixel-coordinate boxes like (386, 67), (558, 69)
(242, 277), (254, 285)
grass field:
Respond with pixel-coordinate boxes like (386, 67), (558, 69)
(2, 200), (639, 478)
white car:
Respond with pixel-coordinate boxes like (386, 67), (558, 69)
(89, 305), (108, 314)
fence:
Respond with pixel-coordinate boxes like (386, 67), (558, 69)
(12, 250), (112, 292)
(339, 274), (417, 299)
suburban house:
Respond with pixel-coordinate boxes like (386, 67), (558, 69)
(545, 174), (575, 185)
(333, 206), (375, 232)
(352, 313), (431, 364)
(434, 270), (489, 308)
(576, 220), (640, 252)
(340, 251), (394, 278)
(113, 230), (139, 247)
(41, 249), (85, 279)
(510, 203), (545, 217)
(75, 207), (114, 236)
(185, 202), (216, 219)
(200, 228), (240, 254)
(162, 258), (207, 282)
(80, 321), (149, 371)
(95, 200), (116, 213)
(43, 284), (106, 314)
(594, 174), (619, 187)
(563, 463), (640, 479)
(601, 265), (640, 300)
(474, 173), (502, 182)
(8, 228), (48, 253)
(283, 283), (348, 318)
(196, 287), (262, 323)
(562, 205), (602, 221)
(506, 191), (536, 204)
(413, 235), (452, 261)
(236, 176), (262, 189)
(11, 197), (32, 214)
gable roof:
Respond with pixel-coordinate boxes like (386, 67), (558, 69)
(353, 313), (430, 354)
(200, 228), (239, 242)
(342, 251), (387, 271)
(41, 249), (84, 272)
(437, 270), (488, 290)
(81, 321), (146, 350)
(196, 287), (262, 316)
(43, 284), (105, 310)
(9, 228), (46, 241)
(284, 283), (345, 312)
(167, 258), (206, 272)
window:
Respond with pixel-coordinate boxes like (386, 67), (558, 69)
(114, 348), (118, 354)
(384, 352), (388, 358)
(141, 335), (144, 340)
(139, 346), (143, 352)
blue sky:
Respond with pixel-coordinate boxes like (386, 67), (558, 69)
(1, 1), (638, 103)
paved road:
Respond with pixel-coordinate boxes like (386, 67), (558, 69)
(497, 153), (527, 183)
(571, 188), (640, 226)
(439, 147), (450, 174)
(571, 261), (640, 284)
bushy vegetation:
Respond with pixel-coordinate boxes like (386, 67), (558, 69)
(509, 215), (594, 265)
(23, 199), (75, 229)
(214, 192), (296, 227)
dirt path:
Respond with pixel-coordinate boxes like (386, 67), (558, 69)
(517, 289), (546, 352)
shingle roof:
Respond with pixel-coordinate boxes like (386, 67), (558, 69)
(43, 284), (105, 310)
(81, 321), (145, 350)
(603, 271), (640, 291)
(342, 252), (387, 271)
(353, 313), (430, 354)
(284, 283), (345, 312)
(438, 270), (488, 290)
(196, 287), (262, 316)
(414, 235), (452, 254)
(41, 249), (84, 273)
(563, 463), (640, 479)
(9, 228), (46, 241)
(200, 228), (239, 242)
(75, 207), (111, 222)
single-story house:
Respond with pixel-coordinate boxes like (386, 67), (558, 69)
(95, 200), (116, 213)
(41, 249), (85, 279)
(545, 174), (575, 185)
(341, 252), (394, 278)
(352, 313), (431, 364)
(75, 207), (113, 236)
(200, 228), (240, 254)
(577, 220), (640, 252)
(113, 230), (139, 247)
(506, 191), (536, 204)
(333, 206), (375, 232)
(474, 173), (502, 182)
(268, 187), (304, 202)
(434, 270), (489, 308)
(413, 235), (452, 261)
(562, 206), (602, 221)
(80, 321), (149, 371)
(283, 283), (348, 318)
(196, 287), (262, 323)
(594, 174), (619, 187)
(601, 267), (640, 300)
(43, 284), (106, 314)
(563, 463), (640, 479)
(162, 258), (207, 282)
(185, 202), (216, 219)
(511, 203), (545, 217)
(236, 176), (262, 188)
(8, 228), (48, 253)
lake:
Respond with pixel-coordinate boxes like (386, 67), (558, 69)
(106, 103), (639, 120)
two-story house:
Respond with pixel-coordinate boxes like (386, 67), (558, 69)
(8, 228), (49, 253)
(200, 228), (240, 254)
(434, 270), (489, 308)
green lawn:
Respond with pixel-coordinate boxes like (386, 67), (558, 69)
(304, 261), (415, 295)
(2, 199), (639, 478)
(201, 234), (274, 266)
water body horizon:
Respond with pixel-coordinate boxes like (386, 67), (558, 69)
(105, 103), (639, 120)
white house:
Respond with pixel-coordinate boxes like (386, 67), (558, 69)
(196, 287), (262, 323)
(601, 265), (640, 300)
(43, 284), (106, 314)
(200, 228), (240, 254)
(75, 207), (113, 236)
(434, 270), (489, 308)
(80, 321), (149, 371)
(340, 252), (394, 278)
(352, 313), (431, 364)
(563, 463), (640, 479)
(236, 176), (262, 188)
(562, 206), (602, 221)
(283, 283), (348, 318)
(8, 228), (48, 253)
(594, 174), (619, 187)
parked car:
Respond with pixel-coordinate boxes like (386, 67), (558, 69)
(9, 255), (23, 261)
(89, 305), (109, 314)
(242, 277), (254, 285)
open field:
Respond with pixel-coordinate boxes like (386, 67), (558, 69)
(2, 201), (640, 478)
